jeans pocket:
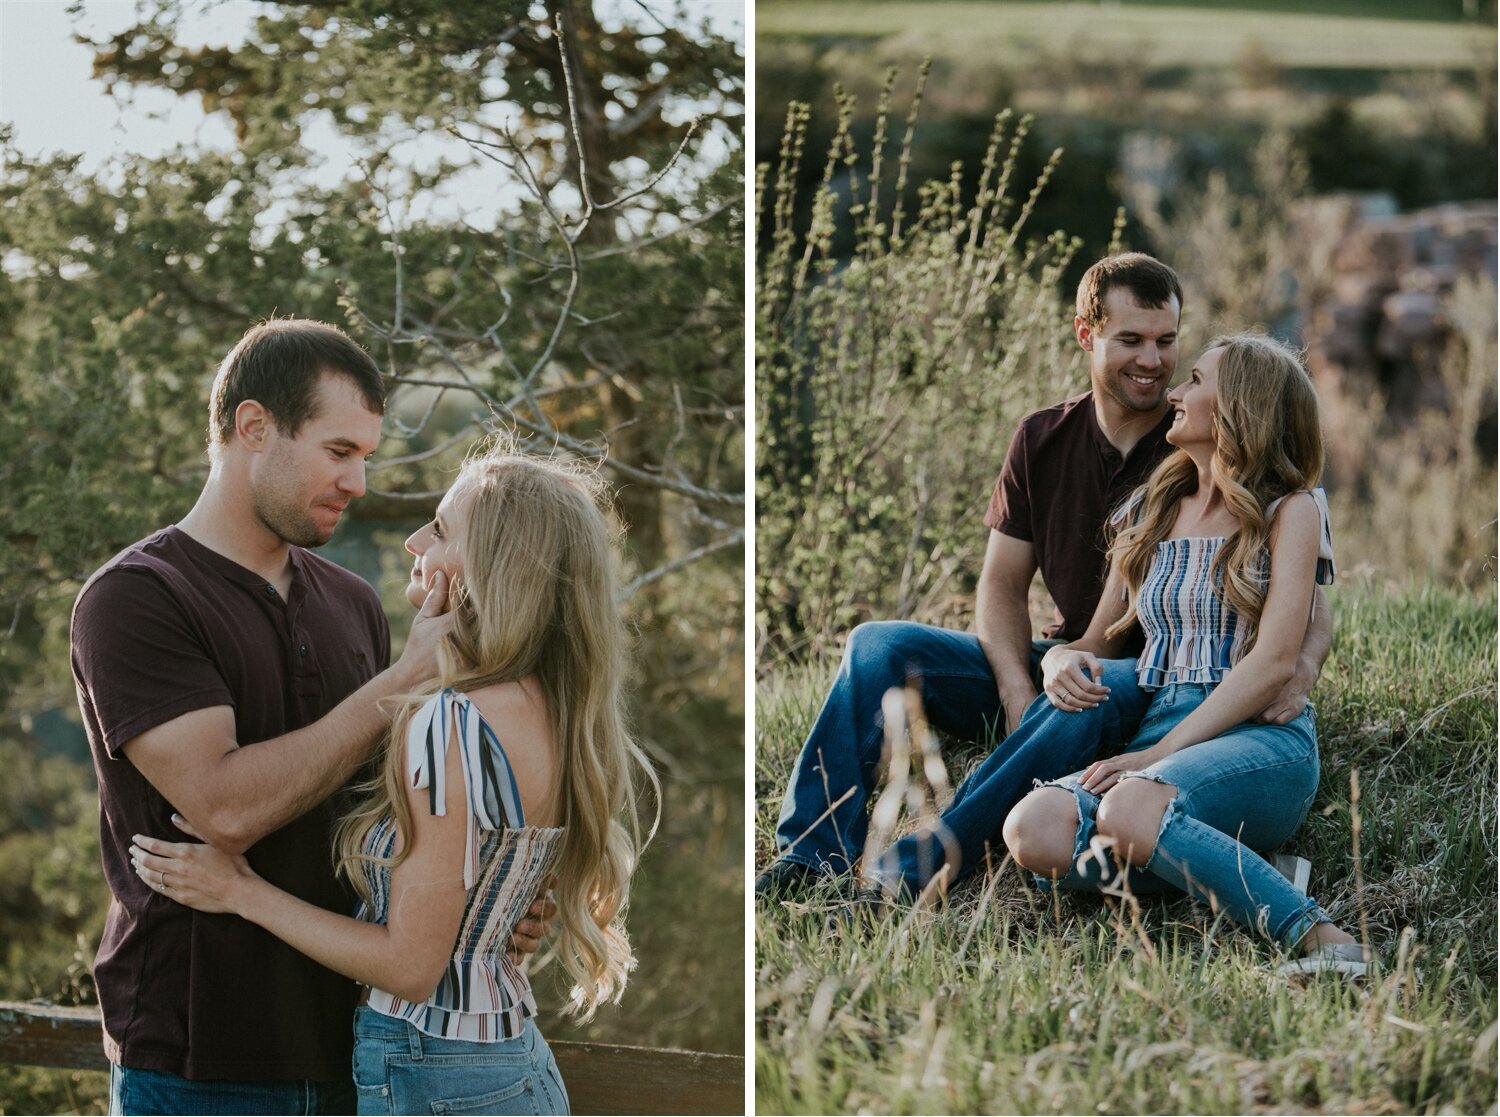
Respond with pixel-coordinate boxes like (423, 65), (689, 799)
(352, 1036), (387, 1089)
(355, 1081), (395, 1117)
(351, 1033), (394, 1116)
(428, 1075), (539, 1115)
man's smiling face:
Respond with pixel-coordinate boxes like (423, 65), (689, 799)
(1078, 287), (1181, 415)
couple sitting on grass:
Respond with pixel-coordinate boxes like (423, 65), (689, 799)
(755, 252), (1367, 977)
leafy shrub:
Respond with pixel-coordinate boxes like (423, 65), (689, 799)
(756, 68), (1088, 661)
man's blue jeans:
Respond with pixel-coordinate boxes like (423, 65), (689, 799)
(109, 1065), (355, 1116)
(773, 621), (1140, 894)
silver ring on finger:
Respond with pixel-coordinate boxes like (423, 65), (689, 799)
(160, 870), (168, 891)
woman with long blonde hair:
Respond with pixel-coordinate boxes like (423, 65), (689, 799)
(1001, 332), (1364, 974)
(130, 446), (658, 1112)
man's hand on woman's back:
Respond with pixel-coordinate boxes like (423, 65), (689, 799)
(508, 878), (559, 961)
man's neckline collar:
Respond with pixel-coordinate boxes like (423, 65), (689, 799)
(1086, 392), (1173, 458)
(166, 524), (307, 590)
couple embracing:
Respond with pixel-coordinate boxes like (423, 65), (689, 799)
(757, 253), (1367, 976)
(72, 320), (653, 1115)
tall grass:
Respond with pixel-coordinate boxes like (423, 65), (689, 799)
(756, 69), (1087, 660)
(755, 583), (1497, 1114)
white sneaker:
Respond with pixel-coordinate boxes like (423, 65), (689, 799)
(1271, 852), (1312, 893)
(1278, 942), (1370, 979)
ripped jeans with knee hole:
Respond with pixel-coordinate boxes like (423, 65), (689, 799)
(1036, 681), (1327, 947)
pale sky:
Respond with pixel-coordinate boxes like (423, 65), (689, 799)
(2, 1), (257, 168)
(0, 0), (745, 229)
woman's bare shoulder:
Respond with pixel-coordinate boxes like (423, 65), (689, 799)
(1266, 490), (1318, 537)
(1265, 491), (1322, 574)
(464, 678), (558, 825)
(464, 677), (544, 719)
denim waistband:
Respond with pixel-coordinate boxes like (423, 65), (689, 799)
(1148, 681), (1217, 707)
(354, 1004), (413, 1040)
(354, 1004), (539, 1055)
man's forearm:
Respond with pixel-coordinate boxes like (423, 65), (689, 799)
(147, 585), (452, 855)
(976, 585), (1037, 711)
(180, 664), (416, 853)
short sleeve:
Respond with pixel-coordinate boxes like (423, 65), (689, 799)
(984, 422), (1033, 539)
(1267, 488), (1337, 586)
(71, 567), (234, 759)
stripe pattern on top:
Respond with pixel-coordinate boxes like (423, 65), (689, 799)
(1115, 488), (1337, 690)
(355, 688), (563, 1041)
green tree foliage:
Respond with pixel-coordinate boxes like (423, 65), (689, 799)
(70, 0), (746, 571)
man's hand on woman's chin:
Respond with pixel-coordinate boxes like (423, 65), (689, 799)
(393, 571), (456, 684)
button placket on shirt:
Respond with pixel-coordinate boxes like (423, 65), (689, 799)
(285, 572), (323, 702)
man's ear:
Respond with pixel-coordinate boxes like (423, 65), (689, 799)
(234, 400), (273, 451)
(1074, 315), (1095, 352)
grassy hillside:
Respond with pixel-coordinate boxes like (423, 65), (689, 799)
(755, 583), (1497, 1114)
(757, 2), (1494, 69)
(1098, 0), (1491, 16)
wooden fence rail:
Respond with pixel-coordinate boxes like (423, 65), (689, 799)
(0, 1002), (744, 1116)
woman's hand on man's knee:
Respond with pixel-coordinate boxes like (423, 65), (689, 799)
(1041, 647), (1110, 711)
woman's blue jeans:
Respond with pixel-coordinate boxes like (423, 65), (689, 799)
(773, 620), (1146, 894)
(352, 1006), (569, 1115)
(1039, 681), (1326, 946)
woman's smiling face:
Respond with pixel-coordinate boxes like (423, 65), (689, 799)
(1165, 345), (1223, 449)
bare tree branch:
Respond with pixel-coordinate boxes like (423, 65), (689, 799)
(344, 11), (741, 597)
(618, 529), (743, 600)
(369, 420), (484, 472)
(502, 410), (744, 507)
(578, 199), (734, 262)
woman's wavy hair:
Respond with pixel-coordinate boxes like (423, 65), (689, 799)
(1106, 333), (1324, 647)
(334, 440), (658, 1020)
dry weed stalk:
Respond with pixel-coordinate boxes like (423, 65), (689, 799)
(756, 68), (1084, 657)
(861, 683), (958, 906)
